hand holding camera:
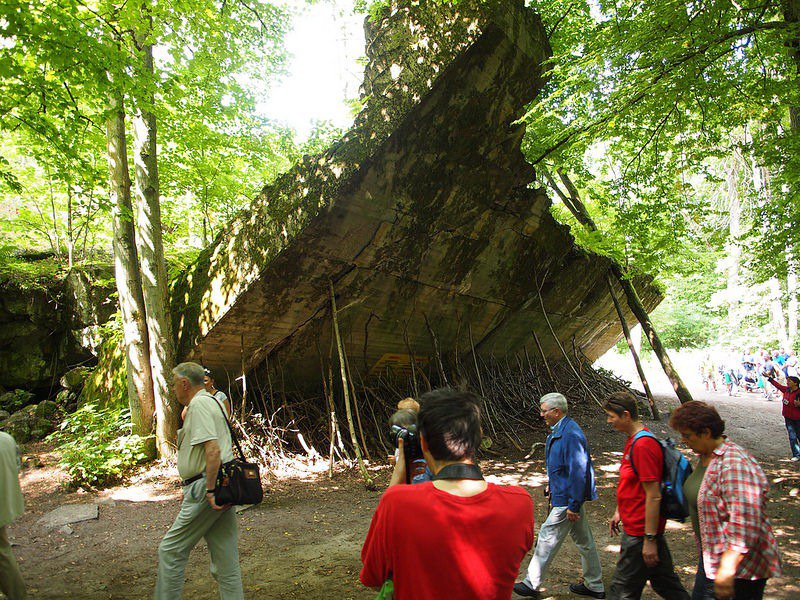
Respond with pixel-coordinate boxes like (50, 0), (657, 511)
(389, 437), (408, 487)
(388, 414), (427, 485)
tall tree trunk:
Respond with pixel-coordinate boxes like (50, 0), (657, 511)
(788, 253), (798, 344)
(66, 185), (74, 268)
(768, 277), (789, 347)
(106, 93), (156, 453)
(606, 272), (658, 418)
(329, 279), (374, 490)
(782, 0), (800, 345)
(726, 154), (742, 330)
(541, 167), (693, 404)
(611, 266), (693, 403)
(133, 39), (179, 457)
(782, 0), (800, 132)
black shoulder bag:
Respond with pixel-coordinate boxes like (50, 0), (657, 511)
(212, 400), (263, 506)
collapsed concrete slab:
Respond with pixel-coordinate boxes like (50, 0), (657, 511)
(170, 0), (660, 390)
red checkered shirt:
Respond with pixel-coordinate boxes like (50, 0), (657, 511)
(697, 440), (782, 580)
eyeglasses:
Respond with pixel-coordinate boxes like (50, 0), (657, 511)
(540, 407), (558, 415)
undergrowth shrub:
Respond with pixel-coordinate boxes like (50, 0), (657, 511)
(48, 405), (151, 488)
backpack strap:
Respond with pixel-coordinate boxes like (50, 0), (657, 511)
(629, 430), (658, 478)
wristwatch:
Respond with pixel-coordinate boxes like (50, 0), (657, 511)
(206, 489), (216, 495)
(644, 533), (657, 541)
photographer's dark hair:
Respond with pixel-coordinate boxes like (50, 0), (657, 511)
(418, 388), (482, 462)
(603, 390), (639, 420)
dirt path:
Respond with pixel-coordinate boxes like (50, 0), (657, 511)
(9, 388), (800, 599)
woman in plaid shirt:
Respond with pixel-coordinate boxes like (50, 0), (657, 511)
(670, 402), (781, 600)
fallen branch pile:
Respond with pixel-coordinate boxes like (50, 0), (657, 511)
(233, 352), (642, 483)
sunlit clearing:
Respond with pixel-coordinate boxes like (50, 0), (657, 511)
(486, 473), (547, 487)
(604, 544), (621, 553)
(599, 463), (620, 473)
(110, 487), (175, 503)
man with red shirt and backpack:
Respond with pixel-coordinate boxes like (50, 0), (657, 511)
(360, 388), (534, 599)
(766, 374), (800, 461)
(603, 391), (690, 600)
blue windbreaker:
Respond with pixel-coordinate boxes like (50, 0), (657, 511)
(545, 416), (598, 512)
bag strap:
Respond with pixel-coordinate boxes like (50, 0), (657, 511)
(629, 430), (657, 478)
(211, 395), (247, 462)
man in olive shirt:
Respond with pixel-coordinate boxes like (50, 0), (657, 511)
(154, 362), (242, 600)
(0, 431), (26, 600)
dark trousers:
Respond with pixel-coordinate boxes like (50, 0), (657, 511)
(692, 559), (767, 600)
(785, 417), (800, 458)
(608, 533), (690, 600)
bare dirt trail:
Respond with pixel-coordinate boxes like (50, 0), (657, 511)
(9, 387), (800, 599)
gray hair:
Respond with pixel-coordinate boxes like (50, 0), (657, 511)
(172, 362), (205, 386)
(540, 392), (568, 414)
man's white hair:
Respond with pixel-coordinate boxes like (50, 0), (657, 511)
(172, 362), (205, 386)
(540, 392), (568, 413)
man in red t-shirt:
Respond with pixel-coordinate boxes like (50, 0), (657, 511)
(603, 392), (689, 600)
(360, 389), (534, 599)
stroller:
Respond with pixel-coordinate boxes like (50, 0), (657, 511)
(741, 362), (758, 393)
(741, 370), (758, 392)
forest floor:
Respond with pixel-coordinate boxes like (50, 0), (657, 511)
(9, 386), (800, 599)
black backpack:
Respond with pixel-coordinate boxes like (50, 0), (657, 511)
(630, 430), (693, 522)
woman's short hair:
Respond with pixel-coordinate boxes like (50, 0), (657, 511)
(669, 401), (725, 438)
(603, 391), (639, 420)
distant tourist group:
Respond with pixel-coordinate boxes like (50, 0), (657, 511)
(0, 362), (790, 599)
(702, 348), (800, 462)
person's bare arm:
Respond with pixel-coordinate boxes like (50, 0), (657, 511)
(609, 506), (621, 536)
(388, 438), (407, 487)
(641, 480), (661, 567)
(714, 549), (745, 599)
(204, 439), (228, 510)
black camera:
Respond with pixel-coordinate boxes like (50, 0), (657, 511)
(388, 414), (426, 484)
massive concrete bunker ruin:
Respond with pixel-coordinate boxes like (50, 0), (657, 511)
(170, 0), (661, 391)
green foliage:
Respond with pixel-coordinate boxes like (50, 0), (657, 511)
(0, 389), (35, 413)
(651, 301), (715, 350)
(0, 245), (64, 291)
(48, 405), (151, 488)
(522, 0), (798, 270)
(0, 0), (294, 260)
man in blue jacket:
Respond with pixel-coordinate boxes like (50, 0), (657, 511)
(514, 393), (605, 599)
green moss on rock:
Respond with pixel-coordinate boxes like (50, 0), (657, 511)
(78, 322), (127, 411)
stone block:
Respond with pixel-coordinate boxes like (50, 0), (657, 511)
(60, 367), (92, 392)
(37, 504), (99, 529)
(0, 390), (34, 413)
(34, 400), (58, 420)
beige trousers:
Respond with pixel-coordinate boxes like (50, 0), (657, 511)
(0, 526), (25, 600)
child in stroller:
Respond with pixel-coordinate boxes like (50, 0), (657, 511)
(741, 360), (758, 392)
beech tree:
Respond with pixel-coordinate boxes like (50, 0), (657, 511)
(1, 0), (289, 455)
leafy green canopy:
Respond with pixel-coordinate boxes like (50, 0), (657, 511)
(0, 0), (295, 255)
(524, 0), (800, 276)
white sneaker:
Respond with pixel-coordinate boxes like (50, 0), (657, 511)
(791, 457), (799, 462)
